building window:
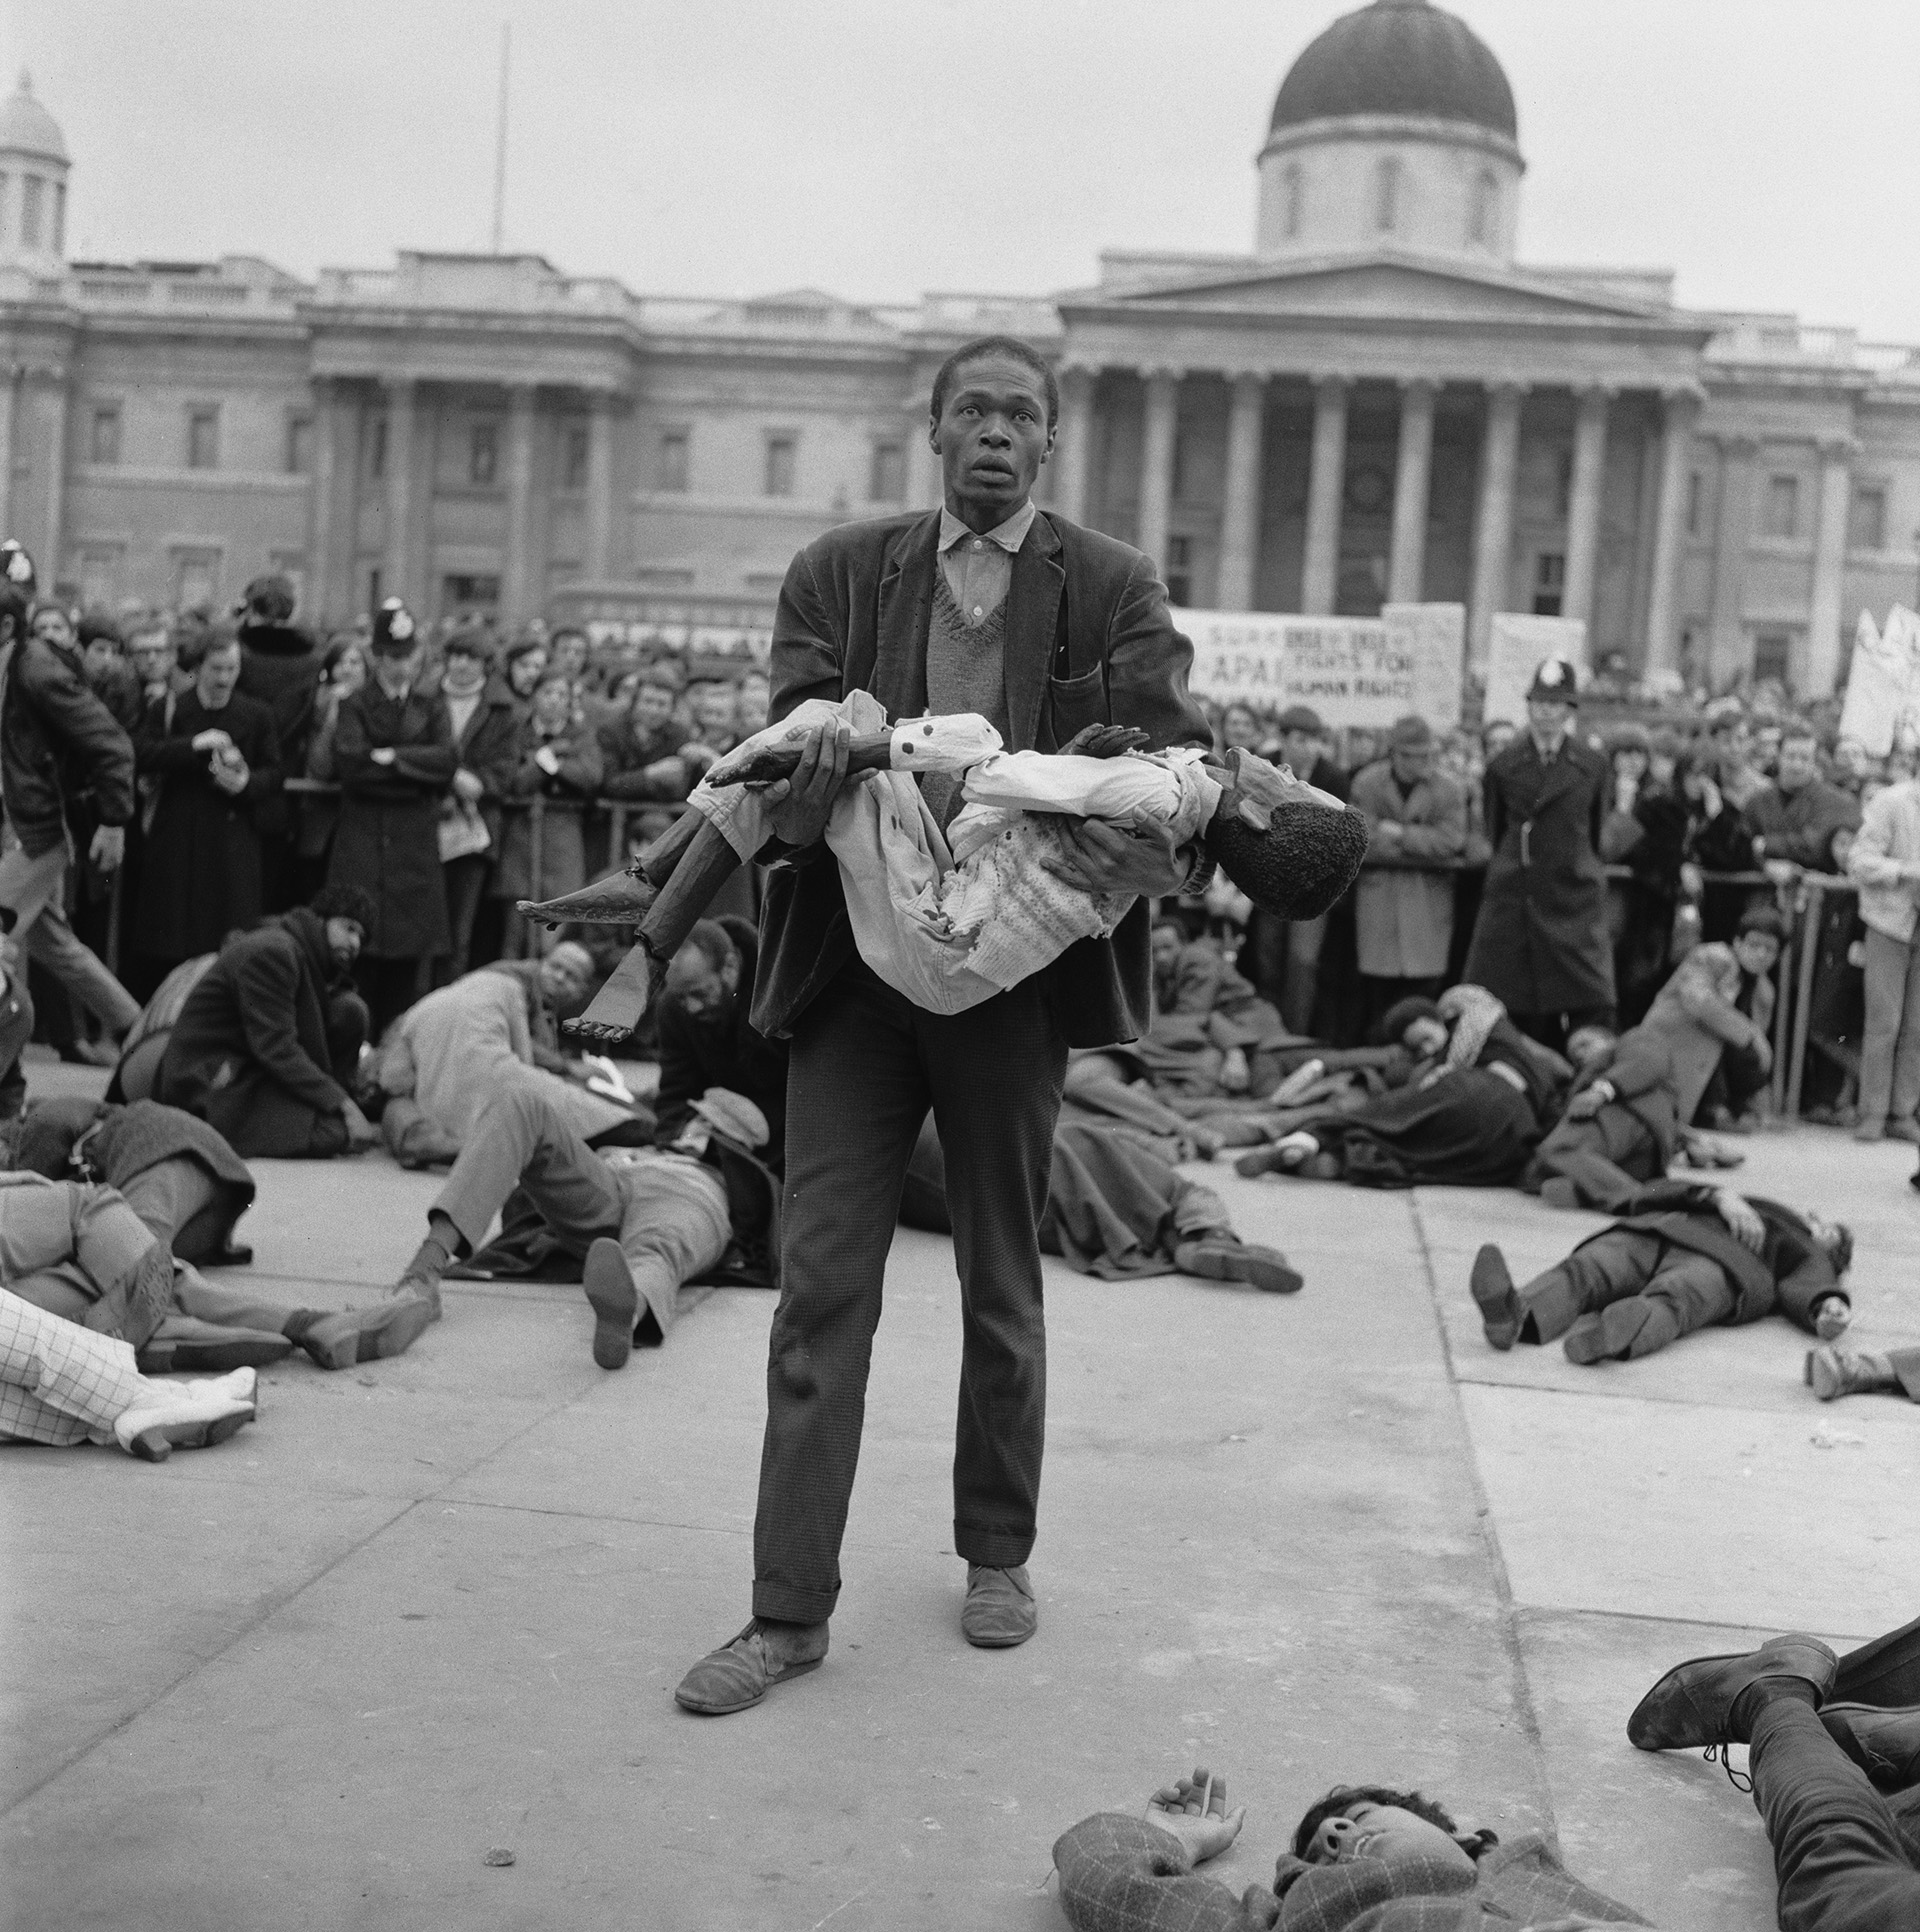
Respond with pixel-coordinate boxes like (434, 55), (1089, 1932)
(1849, 485), (1887, 551)
(763, 434), (797, 498)
(1753, 630), (1793, 686)
(562, 424), (590, 491)
(186, 407), (220, 471)
(1555, 450), (1573, 521)
(367, 415), (388, 480)
(1468, 170), (1498, 246)
(79, 547), (121, 610)
(1374, 156), (1401, 235)
(443, 574), (501, 612)
(1165, 535), (1192, 607)
(1686, 470), (1705, 537)
(88, 405), (121, 467)
(656, 428), (690, 493)
(469, 422), (499, 487)
(173, 549), (220, 611)
(1765, 474), (1800, 540)
(1532, 552), (1566, 617)
(21, 174), (42, 250)
(285, 416), (314, 475)
(1284, 163), (1304, 239)
(868, 440), (905, 502)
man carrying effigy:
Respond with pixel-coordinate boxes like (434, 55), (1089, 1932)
(665, 336), (1257, 1713)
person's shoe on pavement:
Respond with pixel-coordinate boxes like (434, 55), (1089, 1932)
(289, 1295), (436, 1371)
(1174, 1238), (1303, 1295)
(962, 1563), (1037, 1648)
(1470, 1244), (1521, 1351)
(1627, 1633), (1837, 1751)
(583, 1237), (640, 1370)
(674, 1618), (828, 1715)
(1805, 1344), (1898, 1402)
(112, 1367), (259, 1462)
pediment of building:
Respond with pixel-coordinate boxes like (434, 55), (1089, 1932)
(1068, 252), (1683, 332)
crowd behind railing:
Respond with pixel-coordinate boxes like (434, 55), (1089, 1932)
(21, 571), (1918, 1140)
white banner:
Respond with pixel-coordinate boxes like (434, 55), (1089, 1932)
(1484, 613), (1589, 726)
(1178, 603), (1464, 730)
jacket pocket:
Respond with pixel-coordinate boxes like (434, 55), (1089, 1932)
(1046, 665), (1108, 743)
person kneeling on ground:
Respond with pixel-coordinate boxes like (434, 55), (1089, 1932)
(1471, 1179), (1851, 1365)
(1627, 1621), (1920, 1928)
(386, 1081), (780, 1368)
(1052, 1763), (1648, 1928)
(900, 1114), (1301, 1293)
(0, 1282), (256, 1461)
(0, 1095), (432, 1372)
(155, 884), (378, 1159)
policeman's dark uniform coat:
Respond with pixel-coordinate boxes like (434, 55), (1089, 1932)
(1464, 675), (1615, 1018)
(748, 505), (1210, 1625)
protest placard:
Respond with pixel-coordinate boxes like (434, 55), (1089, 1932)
(1484, 613), (1588, 725)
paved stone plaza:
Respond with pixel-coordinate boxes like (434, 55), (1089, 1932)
(3, 1060), (1916, 1932)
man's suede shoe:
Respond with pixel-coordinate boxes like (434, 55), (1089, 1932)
(1174, 1239), (1303, 1296)
(299, 1294), (436, 1371)
(136, 1331), (294, 1374)
(1628, 1634), (1837, 1750)
(1820, 1702), (1920, 1789)
(673, 1620), (827, 1715)
(962, 1564), (1037, 1648)
(583, 1239), (639, 1371)
(1470, 1245), (1520, 1350)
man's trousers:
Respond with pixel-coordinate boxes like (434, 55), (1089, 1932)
(752, 961), (1067, 1626)
(0, 832), (141, 1034)
(435, 1084), (728, 1341)
(1751, 1697), (1920, 1930)
(1515, 1228), (1736, 1359)
(0, 1178), (158, 1330)
(0, 1284), (145, 1445)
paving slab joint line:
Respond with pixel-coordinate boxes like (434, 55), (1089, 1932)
(0, 1379), (597, 1822)
(1405, 1188), (1561, 1855)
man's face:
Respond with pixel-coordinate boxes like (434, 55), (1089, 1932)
(1280, 728), (1322, 772)
(198, 643), (241, 707)
(1755, 725), (1783, 767)
(665, 944), (739, 1022)
(531, 679), (572, 730)
(631, 683), (676, 734)
(1803, 1210), (1846, 1268)
(1389, 744), (1432, 787)
(130, 632), (174, 686)
(30, 607), (74, 651)
(1775, 736), (1820, 794)
(933, 352), (1052, 523)
(82, 638), (121, 683)
(551, 632), (589, 681)
(1526, 698), (1573, 738)
(538, 948), (593, 1010)
(442, 646), (486, 692)
(1301, 1802), (1475, 1877)
(507, 647), (547, 696)
(1150, 925), (1184, 974)
(691, 684), (736, 739)
(325, 917), (364, 966)
(1733, 930), (1780, 978)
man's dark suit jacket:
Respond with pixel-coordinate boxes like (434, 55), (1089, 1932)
(750, 507), (1212, 1045)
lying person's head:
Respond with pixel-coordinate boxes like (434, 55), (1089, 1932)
(1566, 1024), (1617, 1070)
(1292, 1784), (1495, 1875)
(1733, 907), (1786, 978)
(665, 921), (741, 1022)
(1376, 996), (1447, 1058)
(1800, 1210), (1853, 1278)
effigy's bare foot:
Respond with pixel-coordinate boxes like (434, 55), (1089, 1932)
(518, 870), (657, 929)
(563, 944), (657, 1045)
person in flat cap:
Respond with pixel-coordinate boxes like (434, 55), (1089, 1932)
(1350, 714), (1468, 1032)
(326, 598), (457, 1032)
(1463, 659), (1616, 1056)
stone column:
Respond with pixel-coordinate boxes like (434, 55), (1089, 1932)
(1643, 387), (1700, 677)
(1137, 367), (1181, 573)
(0, 366), (20, 544)
(1216, 371), (1267, 612)
(308, 377), (340, 625)
(1386, 378), (1436, 604)
(1562, 384), (1612, 631)
(383, 377), (418, 612)
(1051, 364), (1096, 526)
(1467, 381), (1525, 665)
(42, 372), (69, 588)
(1707, 434), (1759, 685)
(585, 390), (617, 581)
(1805, 436), (1855, 698)
(1301, 375), (1349, 616)
(501, 383), (538, 625)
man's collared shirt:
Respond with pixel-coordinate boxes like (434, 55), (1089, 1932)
(1529, 730), (1567, 764)
(938, 501), (1037, 629)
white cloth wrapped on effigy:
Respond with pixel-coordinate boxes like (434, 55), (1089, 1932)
(687, 695), (1220, 1015)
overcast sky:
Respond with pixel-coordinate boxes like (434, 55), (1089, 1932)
(14, 0), (1920, 339)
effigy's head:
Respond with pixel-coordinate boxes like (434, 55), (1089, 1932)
(1205, 801), (1368, 922)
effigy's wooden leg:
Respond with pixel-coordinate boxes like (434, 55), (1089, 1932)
(519, 801), (714, 928)
(565, 817), (748, 1043)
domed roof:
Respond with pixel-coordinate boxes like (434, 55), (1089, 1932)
(1270, 0), (1517, 142)
(0, 72), (68, 163)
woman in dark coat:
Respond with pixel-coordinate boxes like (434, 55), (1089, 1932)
(327, 600), (456, 1031)
(1462, 662), (1615, 1051)
(1234, 991), (1564, 1189)
(132, 632), (283, 977)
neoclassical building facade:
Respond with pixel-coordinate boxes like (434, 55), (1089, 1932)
(4, 0), (1920, 695)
